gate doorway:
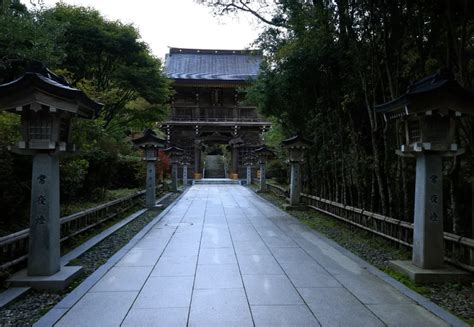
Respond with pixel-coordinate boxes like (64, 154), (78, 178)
(203, 144), (227, 178)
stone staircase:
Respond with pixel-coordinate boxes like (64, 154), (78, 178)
(204, 155), (225, 178)
(193, 178), (241, 185)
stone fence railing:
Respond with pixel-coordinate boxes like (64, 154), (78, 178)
(0, 185), (163, 271)
(263, 182), (474, 273)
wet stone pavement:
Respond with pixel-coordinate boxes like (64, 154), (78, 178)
(50, 185), (451, 326)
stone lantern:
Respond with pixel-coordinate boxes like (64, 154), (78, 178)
(132, 129), (165, 208)
(282, 135), (313, 208)
(164, 146), (184, 192)
(180, 153), (192, 187)
(375, 71), (473, 282)
(252, 145), (276, 192)
(0, 66), (102, 288)
(242, 152), (258, 186)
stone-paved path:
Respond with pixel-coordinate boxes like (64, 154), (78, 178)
(53, 185), (451, 326)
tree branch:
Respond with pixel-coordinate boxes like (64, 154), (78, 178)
(214, 0), (287, 28)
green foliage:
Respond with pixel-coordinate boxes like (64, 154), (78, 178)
(224, 0), (474, 233)
(266, 160), (287, 185)
(0, 0), (65, 82)
(0, 2), (170, 233)
(43, 4), (171, 130)
(60, 158), (89, 201)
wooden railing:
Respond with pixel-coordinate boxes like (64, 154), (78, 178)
(262, 181), (474, 272)
(169, 106), (267, 122)
(0, 185), (163, 271)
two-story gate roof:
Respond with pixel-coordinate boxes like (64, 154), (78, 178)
(165, 48), (262, 82)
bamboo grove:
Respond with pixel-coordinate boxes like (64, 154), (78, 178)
(207, 0), (474, 236)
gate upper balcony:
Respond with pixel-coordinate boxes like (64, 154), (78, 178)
(169, 105), (265, 124)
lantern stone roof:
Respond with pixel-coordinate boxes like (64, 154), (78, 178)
(165, 48), (262, 81)
(164, 146), (185, 154)
(132, 129), (165, 148)
(253, 145), (276, 158)
(0, 67), (102, 118)
(281, 134), (313, 148)
(375, 71), (474, 121)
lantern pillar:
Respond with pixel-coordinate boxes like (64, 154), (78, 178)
(171, 160), (178, 192)
(253, 146), (275, 192)
(282, 135), (312, 209)
(145, 158), (157, 208)
(28, 153), (60, 276)
(132, 129), (165, 208)
(289, 161), (301, 206)
(413, 153), (444, 268)
(164, 146), (184, 192)
(183, 163), (188, 187)
(259, 161), (267, 192)
(246, 165), (252, 186)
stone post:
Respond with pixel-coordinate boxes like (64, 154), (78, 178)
(183, 164), (188, 187)
(282, 135), (312, 207)
(253, 146), (275, 192)
(145, 160), (156, 208)
(171, 162), (178, 192)
(259, 162), (267, 192)
(246, 165), (252, 186)
(413, 153), (444, 268)
(28, 153), (60, 276)
(289, 161), (301, 206)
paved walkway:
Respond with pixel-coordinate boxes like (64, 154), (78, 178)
(53, 185), (451, 326)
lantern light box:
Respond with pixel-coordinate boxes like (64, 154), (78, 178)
(376, 71), (473, 156)
(0, 67), (101, 154)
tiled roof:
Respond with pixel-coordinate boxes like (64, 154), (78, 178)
(165, 48), (262, 81)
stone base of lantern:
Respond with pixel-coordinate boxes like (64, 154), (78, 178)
(389, 260), (473, 284)
(8, 266), (83, 290)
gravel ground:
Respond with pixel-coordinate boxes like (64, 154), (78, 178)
(0, 192), (180, 327)
(257, 190), (474, 326)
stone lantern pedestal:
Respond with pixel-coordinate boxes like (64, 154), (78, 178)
(242, 153), (257, 186)
(253, 146), (275, 193)
(181, 154), (191, 187)
(133, 129), (165, 208)
(164, 146), (184, 192)
(0, 65), (102, 289)
(282, 135), (312, 210)
(376, 72), (473, 283)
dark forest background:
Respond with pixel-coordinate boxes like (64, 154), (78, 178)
(206, 0), (474, 236)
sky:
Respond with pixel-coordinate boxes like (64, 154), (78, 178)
(30, 0), (263, 60)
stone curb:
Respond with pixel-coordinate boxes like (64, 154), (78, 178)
(33, 190), (187, 327)
(253, 189), (469, 327)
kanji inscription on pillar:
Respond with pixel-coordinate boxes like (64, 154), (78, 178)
(34, 174), (49, 226)
(428, 174), (441, 224)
